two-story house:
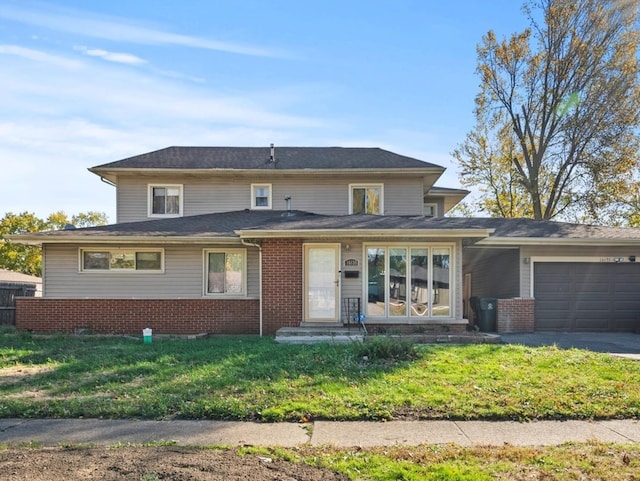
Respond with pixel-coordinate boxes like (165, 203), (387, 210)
(12, 145), (640, 335)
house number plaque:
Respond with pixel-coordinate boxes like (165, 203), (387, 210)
(344, 259), (359, 267)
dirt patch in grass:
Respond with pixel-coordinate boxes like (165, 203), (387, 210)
(0, 366), (54, 385)
(0, 446), (348, 481)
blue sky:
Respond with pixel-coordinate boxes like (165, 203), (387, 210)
(0, 0), (528, 222)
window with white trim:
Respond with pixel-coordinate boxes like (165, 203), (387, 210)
(148, 184), (183, 217)
(204, 249), (246, 295)
(81, 249), (164, 272)
(350, 184), (383, 215)
(365, 244), (452, 318)
(424, 203), (438, 217)
(251, 184), (272, 209)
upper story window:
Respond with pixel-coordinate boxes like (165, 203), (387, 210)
(350, 184), (383, 215)
(149, 184), (183, 217)
(424, 203), (438, 217)
(81, 248), (164, 272)
(251, 184), (272, 209)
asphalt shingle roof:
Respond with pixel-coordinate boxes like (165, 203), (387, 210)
(16, 212), (640, 242)
(90, 146), (442, 171)
(425, 217), (640, 240)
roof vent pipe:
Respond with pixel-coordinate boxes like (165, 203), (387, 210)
(285, 196), (292, 211)
(270, 143), (275, 163)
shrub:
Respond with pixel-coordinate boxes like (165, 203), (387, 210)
(355, 336), (418, 362)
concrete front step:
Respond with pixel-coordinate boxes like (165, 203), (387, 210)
(275, 335), (364, 344)
(274, 326), (365, 344)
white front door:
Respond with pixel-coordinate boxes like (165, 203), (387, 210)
(304, 244), (340, 322)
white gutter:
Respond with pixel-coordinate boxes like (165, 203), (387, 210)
(475, 237), (640, 247)
(241, 238), (263, 337)
(89, 167), (445, 184)
(90, 167), (444, 176)
(236, 228), (495, 239)
(6, 235), (242, 246)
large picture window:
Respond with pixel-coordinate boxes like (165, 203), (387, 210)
(205, 249), (246, 296)
(148, 184), (182, 217)
(350, 184), (383, 215)
(81, 249), (163, 272)
(366, 244), (452, 318)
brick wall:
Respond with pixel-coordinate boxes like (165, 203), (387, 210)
(261, 238), (303, 334)
(16, 238), (304, 336)
(15, 298), (259, 335)
(497, 298), (535, 333)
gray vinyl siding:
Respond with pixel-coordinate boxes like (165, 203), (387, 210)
(423, 197), (445, 217)
(340, 240), (364, 300)
(116, 177), (147, 222)
(115, 175), (425, 223)
(382, 178), (424, 215)
(464, 248), (520, 299)
(43, 244), (260, 298)
(188, 181), (249, 214)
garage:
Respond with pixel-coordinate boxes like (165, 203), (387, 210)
(534, 262), (640, 331)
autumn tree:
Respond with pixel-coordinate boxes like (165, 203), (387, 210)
(454, 111), (537, 218)
(455, 0), (640, 222)
(0, 211), (108, 276)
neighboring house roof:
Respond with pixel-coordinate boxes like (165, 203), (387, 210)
(9, 212), (640, 246)
(0, 269), (42, 296)
(0, 269), (41, 285)
(90, 146), (444, 173)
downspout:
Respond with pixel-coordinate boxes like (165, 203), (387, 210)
(241, 238), (263, 337)
(100, 176), (116, 187)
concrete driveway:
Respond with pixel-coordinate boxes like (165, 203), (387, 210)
(500, 331), (640, 358)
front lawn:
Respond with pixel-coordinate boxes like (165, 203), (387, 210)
(1, 330), (638, 421)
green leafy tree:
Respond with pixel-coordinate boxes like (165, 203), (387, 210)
(456, 0), (640, 223)
(0, 213), (48, 276)
(0, 211), (108, 276)
(70, 211), (109, 228)
(46, 211), (109, 230)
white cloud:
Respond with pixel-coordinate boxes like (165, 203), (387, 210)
(0, 39), (328, 221)
(0, 44), (81, 68)
(74, 45), (147, 65)
(0, 5), (458, 222)
(0, 2), (285, 58)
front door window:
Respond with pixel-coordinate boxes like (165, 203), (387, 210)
(305, 244), (340, 321)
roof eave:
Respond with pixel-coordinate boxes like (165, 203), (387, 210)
(6, 235), (242, 246)
(475, 237), (640, 247)
(237, 228), (495, 239)
(89, 166), (445, 183)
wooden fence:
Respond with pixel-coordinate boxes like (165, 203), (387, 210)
(0, 283), (36, 325)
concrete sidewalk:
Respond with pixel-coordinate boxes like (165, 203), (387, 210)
(1, 418), (638, 447)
